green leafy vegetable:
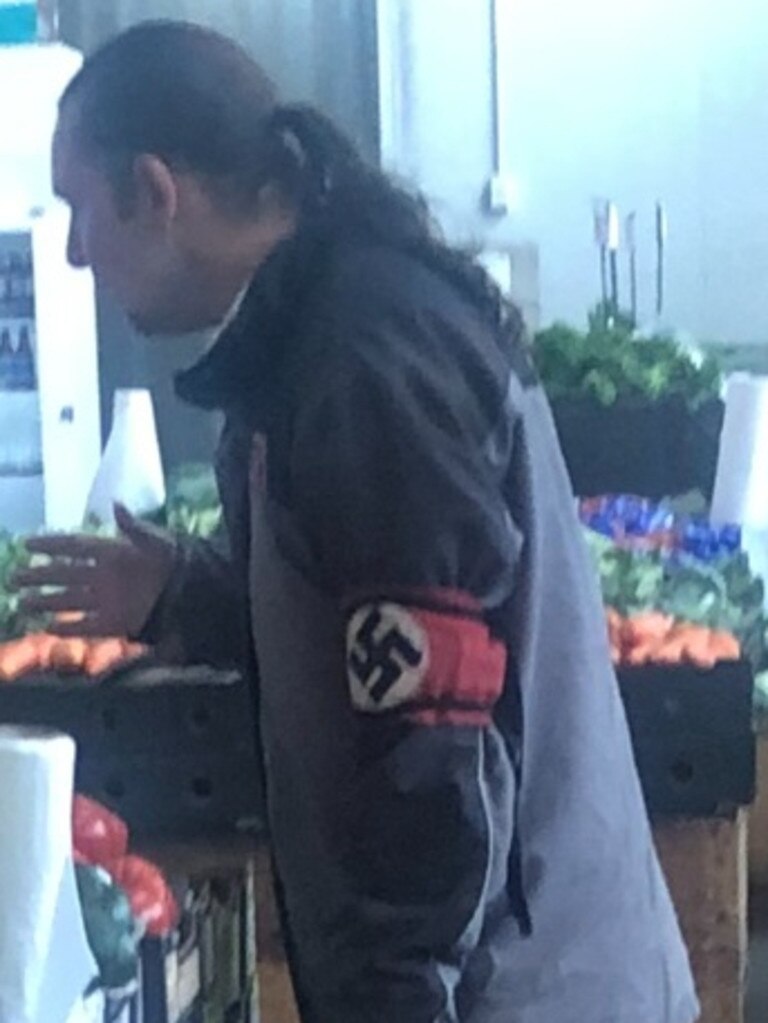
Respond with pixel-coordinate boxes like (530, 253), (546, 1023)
(0, 530), (42, 642)
(162, 463), (222, 539)
(584, 532), (666, 614)
(76, 863), (142, 991)
(534, 312), (722, 409)
(755, 670), (768, 733)
(584, 529), (767, 669)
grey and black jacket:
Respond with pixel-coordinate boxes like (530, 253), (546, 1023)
(147, 229), (699, 1023)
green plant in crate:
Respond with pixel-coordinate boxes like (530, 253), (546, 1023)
(162, 463), (222, 539)
(76, 863), (142, 992)
(533, 311), (722, 409)
(584, 531), (665, 614)
(0, 530), (42, 642)
(755, 670), (768, 733)
(583, 530), (767, 670)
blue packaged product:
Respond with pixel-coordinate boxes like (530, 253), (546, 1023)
(719, 525), (741, 553)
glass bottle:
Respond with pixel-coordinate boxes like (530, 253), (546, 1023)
(15, 324), (35, 390)
(0, 327), (13, 390)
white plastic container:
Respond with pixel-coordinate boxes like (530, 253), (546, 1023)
(84, 388), (165, 528)
(710, 373), (768, 610)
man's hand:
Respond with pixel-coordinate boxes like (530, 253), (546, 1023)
(14, 504), (177, 638)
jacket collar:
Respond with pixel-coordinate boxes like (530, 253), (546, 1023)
(175, 226), (331, 419)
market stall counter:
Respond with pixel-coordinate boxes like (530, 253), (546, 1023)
(0, 648), (755, 1023)
(0, 661), (264, 1022)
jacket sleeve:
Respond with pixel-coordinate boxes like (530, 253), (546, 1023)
(289, 330), (521, 1022)
(139, 530), (250, 670)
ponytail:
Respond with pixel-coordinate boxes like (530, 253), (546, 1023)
(267, 103), (523, 341)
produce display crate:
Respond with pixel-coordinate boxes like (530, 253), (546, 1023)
(141, 877), (255, 1023)
(654, 812), (748, 1023)
(552, 394), (724, 499)
(748, 733), (768, 886)
(0, 665), (263, 839)
(617, 660), (755, 817)
(81, 869), (257, 1023)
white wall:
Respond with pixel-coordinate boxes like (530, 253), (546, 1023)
(376, 0), (542, 324)
(500, 0), (768, 341)
(0, 43), (81, 216)
(378, 0), (496, 240)
(379, 0), (768, 342)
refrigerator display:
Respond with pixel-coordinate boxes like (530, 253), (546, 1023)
(0, 234), (41, 488)
(0, 42), (101, 534)
(0, 215), (100, 533)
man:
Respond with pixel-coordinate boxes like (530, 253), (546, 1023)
(20, 21), (698, 1023)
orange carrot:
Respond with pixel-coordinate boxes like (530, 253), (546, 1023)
(605, 608), (623, 645)
(49, 638), (89, 674)
(34, 634), (58, 672)
(608, 607), (743, 669)
(708, 630), (741, 662)
(622, 612), (674, 648)
(84, 638), (128, 677)
(680, 626), (718, 668)
(652, 636), (689, 665)
(0, 636), (43, 681)
(121, 641), (148, 662)
(625, 641), (665, 665)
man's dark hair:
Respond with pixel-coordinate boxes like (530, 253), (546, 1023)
(61, 20), (524, 339)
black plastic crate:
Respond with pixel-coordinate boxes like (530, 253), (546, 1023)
(77, 752), (262, 839)
(141, 876), (255, 1023)
(618, 659), (755, 817)
(0, 668), (255, 754)
(0, 667), (262, 838)
(551, 394), (724, 500)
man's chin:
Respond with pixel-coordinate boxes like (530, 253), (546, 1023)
(127, 315), (164, 338)
(127, 310), (210, 339)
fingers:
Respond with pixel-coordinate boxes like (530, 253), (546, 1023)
(114, 503), (172, 553)
(114, 502), (140, 536)
(45, 614), (103, 638)
(20, 586), (100, 615)
(25, 533), (121, 561)
(14, 562), (97, 590)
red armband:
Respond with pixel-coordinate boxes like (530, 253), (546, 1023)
(346, 594), (506, 726)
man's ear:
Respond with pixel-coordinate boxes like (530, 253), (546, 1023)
(131, 154), (179, 226)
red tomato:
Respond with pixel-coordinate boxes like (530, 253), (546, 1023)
(72, 795), (128, 871)
(112, 855), (178, 937)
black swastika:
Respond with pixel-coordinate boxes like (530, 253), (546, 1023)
(349, 608), (423, 704)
